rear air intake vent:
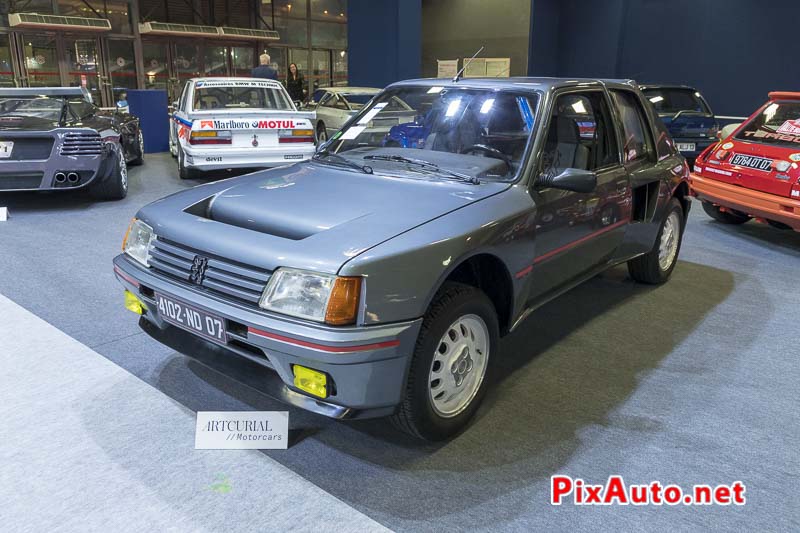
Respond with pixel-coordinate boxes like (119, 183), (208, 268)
(60, 131), (103, 156)
(139, 21), (219, 38)
(218, 27), (280, 41)
(9, 13), (111, 31)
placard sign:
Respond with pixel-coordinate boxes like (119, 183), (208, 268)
(437, 59), (458, 78)
(195, 411), (289, 449)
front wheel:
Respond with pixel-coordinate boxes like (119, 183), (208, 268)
(628, 197), (684, 284)
(391, 282), (498, 441)
(701, 201), (750, 224)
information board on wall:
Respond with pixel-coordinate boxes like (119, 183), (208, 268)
(485, 58), (511, 77)
(437, 59), (459, 78)
(462, 57), (486, 77)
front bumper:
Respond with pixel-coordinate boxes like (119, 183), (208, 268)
(182, 145), (315, 171)
(113, 255), (422, 419)
(690, 172), (800, 231)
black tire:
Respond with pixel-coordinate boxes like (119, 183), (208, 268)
(178, 146), (197, 180)
(701, 201), (750, 224)
(129, 129), (145, 166)
(316, 122), (327, 144)
(628, 197), (684, 284)
(391, 282), (499, 441)
(91, 148), (128, 200)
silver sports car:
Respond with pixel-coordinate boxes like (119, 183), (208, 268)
(306, 87), (381, 143)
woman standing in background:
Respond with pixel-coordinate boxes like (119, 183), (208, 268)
(286, 63), (305, 103)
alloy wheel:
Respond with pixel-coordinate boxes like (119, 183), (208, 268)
(428, 314), (490, 418)
(658, 211), (681, 271)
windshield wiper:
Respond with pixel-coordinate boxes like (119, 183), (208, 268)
(363, 154), (480, 184)
(313, 149), (373, 174)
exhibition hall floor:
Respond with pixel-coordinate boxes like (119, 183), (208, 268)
(1, 154), (798, 531)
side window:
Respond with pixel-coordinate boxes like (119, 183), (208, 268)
(319, 92), (334, 107)
(179, 82), (190, 112)
(69, 100), (95, 119)
(332, 95), (349, 110)
(542, 91), (620, 175)
(610, 90), (655, 163)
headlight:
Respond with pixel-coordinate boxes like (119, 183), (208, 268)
(122, 218), (154, 267)
(259, 268), (362, 325)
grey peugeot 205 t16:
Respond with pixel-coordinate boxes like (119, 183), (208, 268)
(115, 77), (690, 440)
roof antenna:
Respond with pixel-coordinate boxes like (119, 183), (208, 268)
(453, 46), (484, 83)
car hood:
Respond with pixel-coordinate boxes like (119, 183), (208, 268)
(137, 162), (508, 274)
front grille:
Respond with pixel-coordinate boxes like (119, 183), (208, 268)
(0, 138), (54, 160)
(149, 238), (271, 306)
(60, 131), (102, 155)
(0, 172), (43, 189)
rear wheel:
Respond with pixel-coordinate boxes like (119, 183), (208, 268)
(391, 282), (498, 441)
(628, 197), (684, 284)
(91, 148), (128, 200)
(178, 146), (197, 180)
(767, 220), (791, 230)
(701, 201), (750, 224)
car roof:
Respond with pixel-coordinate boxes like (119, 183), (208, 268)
(388, 77), (638, 92)
(639, 84), (699, 91)
(0, 87), (90, 98)
(317, 87), (381, 94)
(190, 77), (284, 87)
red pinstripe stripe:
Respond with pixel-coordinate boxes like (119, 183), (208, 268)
(515, 219), (629, 278)
(248, 327), (400, 353)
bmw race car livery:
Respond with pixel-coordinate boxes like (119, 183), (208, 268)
(169, 78), (316, 179)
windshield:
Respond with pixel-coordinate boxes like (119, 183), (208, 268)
(322, 86), (539, 181)
(342, 93), (375, 109)
(0, 97), (65, 121)
(193, 81), (292, 111)
(735, 100), (800, 147)
(643, 88), (710, 114)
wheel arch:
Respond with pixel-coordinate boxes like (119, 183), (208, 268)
(426, 252), (515, 336)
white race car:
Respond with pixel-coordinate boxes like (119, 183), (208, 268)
(169, 78), (316, 178)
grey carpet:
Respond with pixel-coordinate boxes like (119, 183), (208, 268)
(0, 153), (798, 531)
(0, 293), (389, 533)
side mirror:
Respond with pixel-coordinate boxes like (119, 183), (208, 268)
(537, 168), (597, 193)
(718, 122), (741, 140)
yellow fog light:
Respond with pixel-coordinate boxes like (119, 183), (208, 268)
(124, 290), (144, 315)
(292, 365), (328, 398)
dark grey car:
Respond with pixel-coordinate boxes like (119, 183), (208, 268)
(115, 77), (690, 440)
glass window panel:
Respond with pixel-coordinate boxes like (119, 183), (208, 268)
(142, 41), (169, 91)
(274, 0), (306, 18)
(174, 43), (202, 85)
(309, 49), (330, 93)
(204, 45), (229, 77)
(0, 34), (13, 87)
(273, 17), (308, 47)
(64, 38), (101, 103)
(310, 21), (347, 48)
(1, 0), (54, 25)
(311, 0), (347, 21)
(56, 0), (131, 33)
(261, 46), (287, 80)
(231, 46), (255, 77)
(332, 49), (347, 87)
(107, 39), (137, 98)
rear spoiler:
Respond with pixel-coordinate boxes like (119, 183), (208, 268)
(768, 91), (800, 101)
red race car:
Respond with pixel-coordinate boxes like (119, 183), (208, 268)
(690, 91), (800, 231)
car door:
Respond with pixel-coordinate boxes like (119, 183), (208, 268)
(329, 94), (351, 130)
(525, 88), (629, 305)
(170, 82), (191, 154)
(315, 91), (336, 132)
